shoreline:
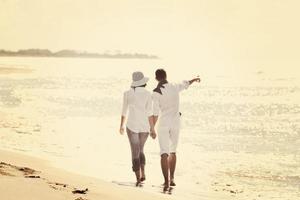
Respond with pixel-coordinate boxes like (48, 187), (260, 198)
(0, 55), (159, 60)
(0, 149), (169, 200)
(0, 66), (33, 74)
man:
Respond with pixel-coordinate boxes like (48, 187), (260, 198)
(152, 69), (200, 190)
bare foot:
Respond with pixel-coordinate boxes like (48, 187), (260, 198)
(163, 182), (169, 192)
(170, 179), (176, 186)
(135, 180), (142, 187)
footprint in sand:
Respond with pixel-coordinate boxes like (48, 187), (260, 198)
(47, 182), (68, 191)
(0, 164), (14, 176)
(0, 162), (40, 177)
(211, 182), (244, 195)
(0, 162), (89, 198)
(75, 197), (88, 200)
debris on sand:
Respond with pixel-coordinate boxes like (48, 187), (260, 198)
(75, 197), (88, 200)
(72, 188), (89, 194)
(19, 167), (36, 175)
(25, 175), (41, 178)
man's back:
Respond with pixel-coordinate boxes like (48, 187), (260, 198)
(152, 81), (189, 127)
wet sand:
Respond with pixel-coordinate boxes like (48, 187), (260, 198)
(0, 150), (169, 200)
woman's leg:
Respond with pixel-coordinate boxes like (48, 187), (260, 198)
(127, 128), (141, 184)
(138, 132), (149, 181)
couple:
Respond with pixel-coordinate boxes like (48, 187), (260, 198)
(119, 68), (200, 190)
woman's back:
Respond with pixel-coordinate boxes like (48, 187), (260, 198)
(122, 87), (152, 133)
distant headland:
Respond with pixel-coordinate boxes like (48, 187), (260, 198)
(0, 49), (159, 59)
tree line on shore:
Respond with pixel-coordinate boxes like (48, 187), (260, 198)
(0, 49), (159, 59)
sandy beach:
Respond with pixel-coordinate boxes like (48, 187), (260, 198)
(0, 150), (170, 200)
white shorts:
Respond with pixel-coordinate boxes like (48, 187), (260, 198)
(158, 126), (180, 155)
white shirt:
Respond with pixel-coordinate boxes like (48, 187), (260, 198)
(121, 87), (152, 133)
(152, 81), (190, 128)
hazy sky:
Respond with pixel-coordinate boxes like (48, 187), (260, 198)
(1, 0), (300, 69)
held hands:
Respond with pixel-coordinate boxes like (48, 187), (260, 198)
(150, 127), (157, 139)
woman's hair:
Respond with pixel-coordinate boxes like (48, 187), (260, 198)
(155, 69), (167, 81)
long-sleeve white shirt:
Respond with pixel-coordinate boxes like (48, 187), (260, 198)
(152, 81), (190, 128)
(121, 87), (152, 133)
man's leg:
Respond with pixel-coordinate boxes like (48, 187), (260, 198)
(158, 126), (170, 190)
(169, 153), (176, 186)
(161, 153), (169, 189)
(169, 128), (180, 186)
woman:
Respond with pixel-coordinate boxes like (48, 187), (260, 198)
(119, 71), (156, 186)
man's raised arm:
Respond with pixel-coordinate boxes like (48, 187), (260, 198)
(188, 77), (201, 85)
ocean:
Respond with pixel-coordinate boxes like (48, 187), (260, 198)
(0, 56), (299, 199)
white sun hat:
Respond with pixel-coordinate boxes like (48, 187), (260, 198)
(131, 71), (149, 87)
